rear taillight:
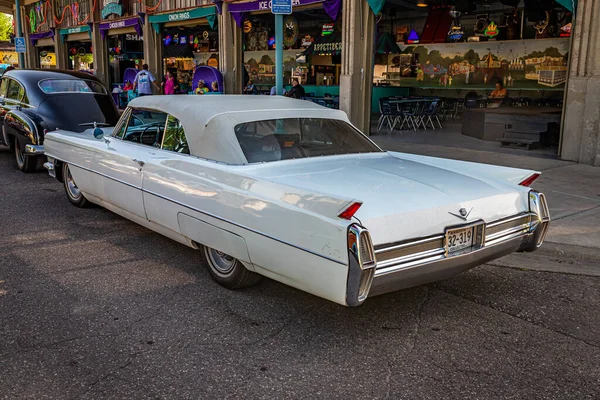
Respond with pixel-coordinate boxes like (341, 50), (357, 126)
(519, 173), (540, 187)
(338, 202), (362, 220)
(346, 224), (376, 306)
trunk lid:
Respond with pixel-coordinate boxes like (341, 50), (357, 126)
(242, 153), (529, 245)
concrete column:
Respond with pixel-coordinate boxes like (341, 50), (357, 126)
(55, 35), (68, 70)
(142, 15), (163, 92)
(21, 10), (37, 68)
(560, 0), (600, 166)
(339, 0), (376, 135)
(218, 3), (243, 94)
(91, 24), (110, 86)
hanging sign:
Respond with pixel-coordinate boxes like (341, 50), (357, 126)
(406, 29), (419, 44)
(321, 22), (334, 36)
(447, 26), (464, 42)
(559, 22), (572, 37)
(301, 35), (313, 48)
(101, 0), (123, 19)
(271, 0), (293, 14)
(485, 21), (499, 38)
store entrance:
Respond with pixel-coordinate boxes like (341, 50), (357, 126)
(107, 33), (144, 90)
(241, 6), (342, 103)
(66, 41), (93, 73)
(37, 46), (56, 69)
(372, 0), (572, 158)
(162, 24), (219, 94)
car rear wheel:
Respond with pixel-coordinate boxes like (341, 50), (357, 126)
(63, 163), (89, 207)
(202, 246), (262, 289)
(14, 139), (37, 172)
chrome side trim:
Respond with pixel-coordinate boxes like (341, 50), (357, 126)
(48, 156), (346, 266)
(374, 234), (445, 254)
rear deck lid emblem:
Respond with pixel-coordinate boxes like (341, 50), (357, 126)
(449, 207), (472, 221)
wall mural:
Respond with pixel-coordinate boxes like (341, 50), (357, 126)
(375, 38), (570, 90)
(244, 50), (298, 86)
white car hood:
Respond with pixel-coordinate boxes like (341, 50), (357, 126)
(243, 152), (530, 245)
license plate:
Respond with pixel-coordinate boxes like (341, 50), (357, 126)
(446, 226), (475, 254)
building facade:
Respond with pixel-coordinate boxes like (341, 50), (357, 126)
(16, 0), (600, 166)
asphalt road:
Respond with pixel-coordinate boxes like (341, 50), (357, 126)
(1, 146), (599, 400)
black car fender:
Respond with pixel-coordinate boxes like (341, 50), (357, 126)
(4, 109), (47, 149)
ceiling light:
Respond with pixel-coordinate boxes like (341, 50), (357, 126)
(417, 2), (428, 6)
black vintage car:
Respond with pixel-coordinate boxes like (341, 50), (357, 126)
(0, 69), (120, 172)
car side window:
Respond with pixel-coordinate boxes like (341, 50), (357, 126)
(17, 83), (28, 104)
(5, 79), (21, 101)
(0, 78), (8, 97)
(161, 115), (189, 155)
(122, 108), (168, 147)
(112, 109), (131, 139)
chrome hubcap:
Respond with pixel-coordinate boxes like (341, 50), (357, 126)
(207, 249), (236, 275)
(16, 147), (24, 166)
(65, 167), (82, 200)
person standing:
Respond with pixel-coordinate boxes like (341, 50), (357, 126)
(133, 64), (160, 96)
(162, 71), (178, 95)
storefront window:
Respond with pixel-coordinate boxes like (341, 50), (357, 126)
(242, 7), (342, 93)
(108, 33), (144, 88)
(67, 41), (93, 72)
(162, 25), (219, 93)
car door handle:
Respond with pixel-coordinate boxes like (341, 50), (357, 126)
(132, 159), (145, 167)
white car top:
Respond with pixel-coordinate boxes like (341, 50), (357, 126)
(128, 95), (351, 165)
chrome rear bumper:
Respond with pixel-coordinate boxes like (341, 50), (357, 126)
(367, 192), (550, 298)
(369, 227), (531, 296)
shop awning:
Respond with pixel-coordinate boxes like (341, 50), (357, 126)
(149, 6), (217, 34)
(58, 24), (92, 42)
(367, 0), (385, 15)
(29, 29), (55, 45)
(98, 16), (143, 39)
(303, 31), (342, 55)
(228, 0), (341, 27)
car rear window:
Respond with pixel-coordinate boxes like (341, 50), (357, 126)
(234, 118), (382, 163)
(38, 79), (107, 95)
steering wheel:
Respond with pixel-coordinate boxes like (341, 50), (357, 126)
(139, 123), (164, 146)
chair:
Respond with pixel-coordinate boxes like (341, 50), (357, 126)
(377, 98), (394, 131)
(421, 100), (442, 130)
(191, 66), (224, 94)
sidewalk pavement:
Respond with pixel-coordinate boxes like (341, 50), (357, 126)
(371, 133), (600, 271)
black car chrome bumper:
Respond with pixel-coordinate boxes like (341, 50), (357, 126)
(25, 144), (45, 155)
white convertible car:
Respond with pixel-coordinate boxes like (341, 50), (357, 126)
(42, 96), (550, 306)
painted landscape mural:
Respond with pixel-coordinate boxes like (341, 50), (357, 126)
(244, 50), (299, 86)
(374, 38), (570, 90)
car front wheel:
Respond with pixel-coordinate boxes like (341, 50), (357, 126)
(63, 163), (88, 207)
(202, 246), (262, 289)
(15, 139), (37, 172)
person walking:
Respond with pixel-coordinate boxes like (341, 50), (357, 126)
(133, 64), (160, 96)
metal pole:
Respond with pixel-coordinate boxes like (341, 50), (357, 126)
(275, 13), (283, 95)
(14, 0), (25, 68)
